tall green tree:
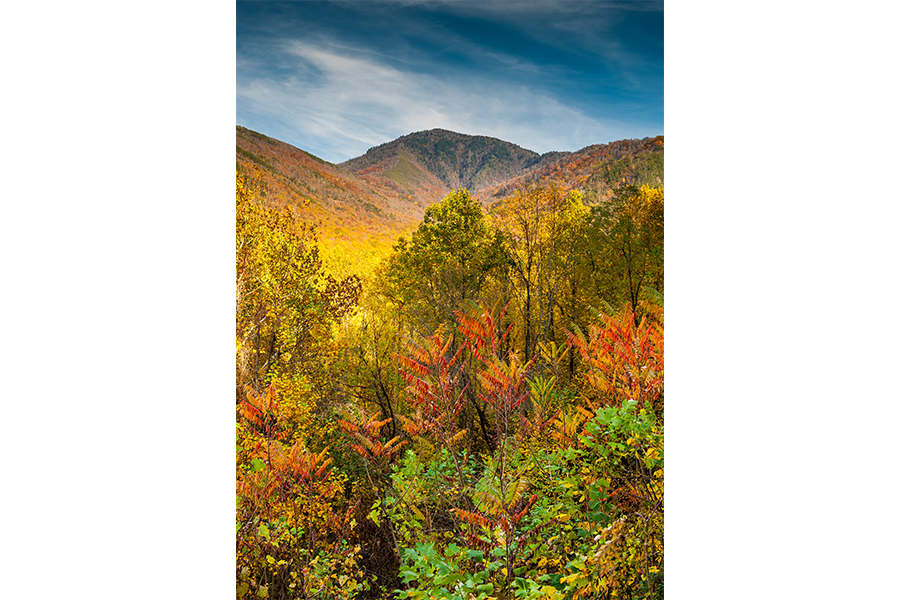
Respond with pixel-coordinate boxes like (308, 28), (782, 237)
(382, 188), (507, 336)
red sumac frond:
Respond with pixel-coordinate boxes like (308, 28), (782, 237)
(566, 304), (663, 412)
(453, 508), (492, 529)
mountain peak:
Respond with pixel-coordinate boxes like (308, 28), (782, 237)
(341, 129), (565, 193)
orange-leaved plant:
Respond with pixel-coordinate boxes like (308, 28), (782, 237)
(396, 329), (468, 449)
(566, 303), (663, 414)
(456, 301), (534, 441)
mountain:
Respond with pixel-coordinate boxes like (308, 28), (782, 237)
(236, 126), (663, 244)
(337, 128), (662, 210)
(340, 128), (569, 195)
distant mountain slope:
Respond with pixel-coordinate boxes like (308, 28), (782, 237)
(236, 126), (427, 244)
(478, 135), (664, 206)
(340, 129), (570, 195)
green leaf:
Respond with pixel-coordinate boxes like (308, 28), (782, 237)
(250, 458), (265, 472)
(419, 543), (436, 559)
(368, 504), (381, 527)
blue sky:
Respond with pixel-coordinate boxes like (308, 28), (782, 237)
(237, 0), (663, 163)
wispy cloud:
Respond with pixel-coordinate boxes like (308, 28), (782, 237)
(361, 0), (660, 86)
(238, 38), (642, 162)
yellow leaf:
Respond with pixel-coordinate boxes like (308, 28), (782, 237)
(541, 585), (562, 599)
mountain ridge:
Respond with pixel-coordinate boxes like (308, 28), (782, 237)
(235, 125), (662, 245)
(340, 128), (571, 194)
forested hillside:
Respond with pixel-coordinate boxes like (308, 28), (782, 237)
(481, 136), (663, 206)
(236, 129), (664, 600)
(341, 129), (569, 194)
(236, 126), (430, 242)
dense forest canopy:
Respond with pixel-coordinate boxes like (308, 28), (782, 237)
(236, 131), (664, 600)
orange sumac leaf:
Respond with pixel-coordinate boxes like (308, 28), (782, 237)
(453, 508), (492, 529)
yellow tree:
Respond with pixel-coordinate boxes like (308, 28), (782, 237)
(585, 184), (664, 317)
(492, 184), (589, 363)
(236, 171), (361, 399)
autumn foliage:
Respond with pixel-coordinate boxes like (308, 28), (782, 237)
(567, 305), (664, 414)
(237, 142), (664, 599)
